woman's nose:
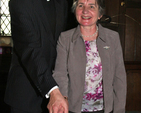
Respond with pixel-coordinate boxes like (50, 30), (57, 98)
(82, 7), (89, 14)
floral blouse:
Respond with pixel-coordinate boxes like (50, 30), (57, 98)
(81, 40), (104, 112)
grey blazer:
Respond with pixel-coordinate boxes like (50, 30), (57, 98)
(53, 24), (126, 113)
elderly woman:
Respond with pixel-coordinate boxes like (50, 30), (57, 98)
(53, 0), (126, 113)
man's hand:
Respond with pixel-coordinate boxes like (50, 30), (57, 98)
(47, 88), (68, 113)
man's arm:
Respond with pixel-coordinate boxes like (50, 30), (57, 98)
(9, 0), (57, 96)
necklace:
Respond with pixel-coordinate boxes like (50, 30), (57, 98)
(82, 26), (98, 37)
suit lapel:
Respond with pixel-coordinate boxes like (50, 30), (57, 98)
(96, 25), (110, 93)
(72, 25), (111, 88)
(54, 0), (66, 41)
(71, 26), (87, 83)
(33, 0), (56, 46)
(71, 25), (111, 95)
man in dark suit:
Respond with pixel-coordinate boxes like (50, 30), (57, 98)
(4, 0), (68, 113)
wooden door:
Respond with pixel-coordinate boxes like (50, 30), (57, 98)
(118, 0), (141, 111)
(102, 0), (141, 111)
(118, 0), (141, 61)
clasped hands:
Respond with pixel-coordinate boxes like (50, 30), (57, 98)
(47, 88), (68, 113)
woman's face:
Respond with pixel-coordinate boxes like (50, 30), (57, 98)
(76, 0), (101, 28)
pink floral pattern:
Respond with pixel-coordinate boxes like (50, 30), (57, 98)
(81, 40), (104, 112)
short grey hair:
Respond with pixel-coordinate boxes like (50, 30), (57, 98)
(72, 0), (105, 17)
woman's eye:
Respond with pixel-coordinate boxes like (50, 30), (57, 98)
(90, 6), (94, 8)
(78, 4), (83, 7)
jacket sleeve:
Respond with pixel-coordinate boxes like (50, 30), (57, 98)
(52, 33), (69, 97)
(9, 0), (58, 96)
(113, 33), (127, 113)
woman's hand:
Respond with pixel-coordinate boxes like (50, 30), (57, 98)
(47, 88), (68, 113)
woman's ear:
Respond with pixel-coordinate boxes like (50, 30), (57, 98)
(98, 15), (112, 24)
(98, 15), (103, 20)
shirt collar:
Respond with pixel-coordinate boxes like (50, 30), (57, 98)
(72, 24), (106, 43)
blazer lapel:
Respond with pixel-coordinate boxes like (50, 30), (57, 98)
(71, 26), (87, 83)
(96, 24), (110, 93)
(33, 0), (56, 46)
(72, 25), (111, 89)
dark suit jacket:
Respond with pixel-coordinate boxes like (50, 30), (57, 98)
(53, 24), (127, 113)
(4, 0), (68, 112)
